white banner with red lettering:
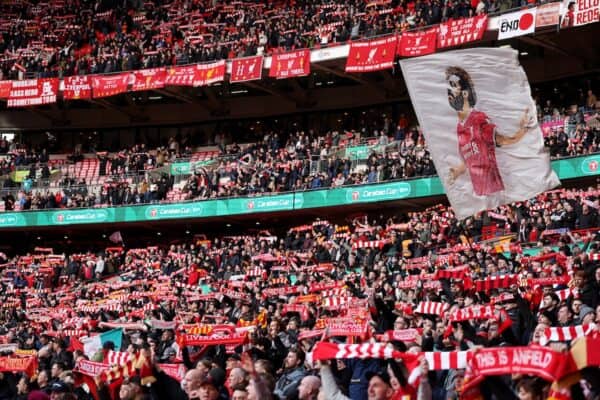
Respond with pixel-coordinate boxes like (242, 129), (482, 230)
(193, 60), (226, 87)
(398, 28), (438, 57)
(400, 48), (559, 219)
(92, 74), (130, 98)
(497, 8), (537, 39)
(7, 78), (58, 107)
(561, 0), (600, 27)
(438, 15), (488, 48)
(131, 68), (167, 92)
(345, 36), (397, 72)
(536, 2), (561, 27)
(230, 56), (263, 83)
(63, 76), (92, 100)
(269, 49), (310, 79)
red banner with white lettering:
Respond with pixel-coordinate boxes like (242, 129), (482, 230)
(0, 81), (12, 99)
(230, 56), (264, 83)
(63, 75), (92, 100)
(0, 356), (38, 377)
(269, 49), (311, 79)
(165, 65), (197, 87)
(7, 78), (58, 107)
(92, 74), (130, 98)
(345, 36), (397, 73)
(194, 60), (226, 87)
(131, 68), (167, 92)
(398, 28), (438, 57)
(437, 15), (488, 48)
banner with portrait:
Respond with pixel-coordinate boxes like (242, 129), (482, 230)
(400, 48), (560, 219)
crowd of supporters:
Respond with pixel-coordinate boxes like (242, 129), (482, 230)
(1, 185), (600, 399)
(0, 0), (519, 80)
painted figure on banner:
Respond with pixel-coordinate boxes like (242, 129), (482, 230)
(445, 66), (534, 196)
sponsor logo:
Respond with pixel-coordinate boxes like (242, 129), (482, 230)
(581, 156), (600, 174)
(346, 183), (412, 203)
(52, 210), (108, 224)
(500, 11), (534, 33)
(145, 205), (203, 219)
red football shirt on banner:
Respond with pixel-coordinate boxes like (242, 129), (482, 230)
(92, 73), (130, 98)
(63, 76), (92, 100)
(131, 68), (167, 92)
(345, 36), (398, 73)
(438, 15), (488, 48)
(398, 28), (438, 57)
(230, 56), (264, 83)
(269, 49), (310, 79)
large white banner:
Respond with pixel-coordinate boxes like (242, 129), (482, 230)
(561, 0), (600, 27)
(400, 48), (560, 220)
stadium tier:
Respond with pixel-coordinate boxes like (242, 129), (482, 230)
(0, 2), (600, 400)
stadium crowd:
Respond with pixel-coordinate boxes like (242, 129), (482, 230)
(0, 0), (518, 80)
(1, 95), (599, 212)
(0, 184), (600, 399)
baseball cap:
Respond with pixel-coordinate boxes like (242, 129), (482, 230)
(50, 381), (70, 393)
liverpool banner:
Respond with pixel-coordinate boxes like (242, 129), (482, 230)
(165, 65), (197, 86)
(92, 73), (130, 98)
(131, 68), (167, 92)
(345, 36), (397, 72)
(398, 28), (438, 57)
(269, 49), (310, 79)
(230, 56), (263, 83)
(0, 81), (12, 99)
(438, 15), (488, 48)
(63, 76), (92, 100)
(400, 48), (559, 219)
(561, 0), (599, 27)
(193, 60), (226, 87)
(7, 78), (58, 107)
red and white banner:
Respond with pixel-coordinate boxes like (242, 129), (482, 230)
(165, 65), (197, 86)
(561, 0), (600, 27)
(157, 363), (186, 382)
(312, 342), (418, 363)
(131, 68), (167, 92)
(7, 78), (58, 107)
(536, 2), (561, 27)
(469, 346), (568, 382)
(415, 301), (449, 316)
(74, 359), (109, 377)
(0, 81), (12, 99)
(63, 75), (92, 100)
(269, 49), (310, 79)
(539, 324), (596, 346)
(398, 28), (437, 57)
(193, 60), (226, 87)
(345, 36), (397, 72)
(437, 15), (488, 48)
(230, 56), (263, 83)
(92, 74), (130, 98)
(497, 8), (537, 40)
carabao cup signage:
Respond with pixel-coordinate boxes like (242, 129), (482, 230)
(145, 204), (204, 220)
(52, 209), (108, 224)
(0, 213), (25, 227)
(346, 182), (411, 203)
(581, 155), (600, 174)
(243, 194), (302, 213)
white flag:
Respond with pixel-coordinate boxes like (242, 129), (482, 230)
(400, 48), (559, 220)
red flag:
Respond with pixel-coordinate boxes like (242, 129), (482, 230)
(131, 68), (166, 92)
(230, 56), (263, 83)
(165, 65), (197, 86)
(437, 15), (488, 48)
(345, 36), (397, 73)
(193, 60), (226, 87)
(63, 75), (92, 100)
(0, 81), (12, 99)
(398, 28), (438, 57)
(109, 231), (123, 244)
(269, 49), (310, 79)
(7, 78), (58, 107)
(92, 73), (130, 98)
